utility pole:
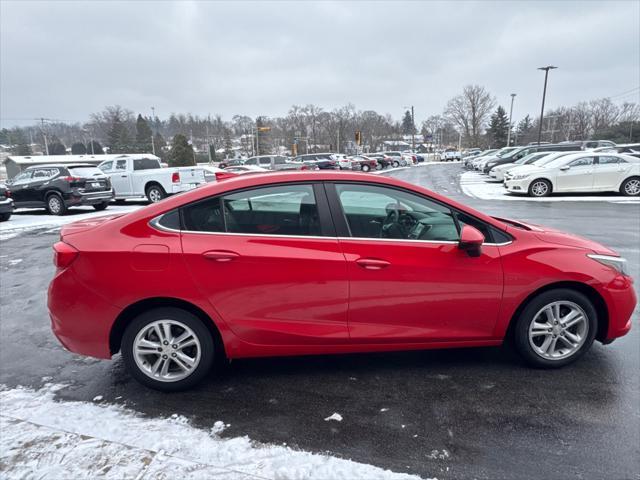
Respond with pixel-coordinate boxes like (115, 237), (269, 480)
(150, 107), (156, 155)
(403, 105), (415, 151)
(537, 66), (557, 146)
(507, 93), (516, 146)
(40, 118), (49, 155)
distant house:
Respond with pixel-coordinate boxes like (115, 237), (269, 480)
(2, 153), (160, 179)
(381, 140), (412, 151)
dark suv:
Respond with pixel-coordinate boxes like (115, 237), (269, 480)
(483, 143), (582, 173)
(6, 163), (114, 215)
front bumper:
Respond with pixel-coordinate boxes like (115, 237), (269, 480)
(601, 274), (636, 341)
(504, 178), (530, 193)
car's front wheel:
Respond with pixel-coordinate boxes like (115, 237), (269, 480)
(93, 201), (109, 211)
(121, 308), (215, 391)
(620, 176), (640, 196)
(528, 179), (552, 197)
(392, 161), (400, 168)
(361, 164), (371, 172)
(0, 212), (11, 222)
(513, 289), (597, 368)
(46, 193), (67, 215)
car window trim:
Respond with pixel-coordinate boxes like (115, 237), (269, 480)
(324, 181), (512, 246)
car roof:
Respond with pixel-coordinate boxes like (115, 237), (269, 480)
(25, 163), (96, 170)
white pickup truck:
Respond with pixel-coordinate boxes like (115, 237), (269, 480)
(98, 156), (205, 203)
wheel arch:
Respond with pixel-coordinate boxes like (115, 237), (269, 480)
(505, 281), (609, 342)
(144, 181), (165, 194)
(109, 297), (226, 359)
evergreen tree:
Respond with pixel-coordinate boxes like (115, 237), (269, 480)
(107, 113), (133, 153)
(135, 114), (153, 153)
(153, 132), (166, 157)
(209, 144), (217, 163)
(86, 140), (104, 154)
(0, 128), (10, 145)
(48, 136), (67, 155)
(168, 134), (195, 167)
(516, 115), (534, 144)
(71, 142), (87, 154)
(487, 106), (509, 148)
(401, 110), (416, 135)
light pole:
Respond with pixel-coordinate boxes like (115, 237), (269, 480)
(537, 66), (557, 146)
(507, 93), (516, 146)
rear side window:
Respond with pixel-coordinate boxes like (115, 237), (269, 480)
(133, 158), (160, 170)
(182, 197), (224, 232)
(223, 184), (321, 236)
(598, 156), (624, 165)
(156, 209), (182, 230)
(31, 168), (59, 179)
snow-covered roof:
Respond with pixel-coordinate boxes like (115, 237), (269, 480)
(3, 153), (161, 165)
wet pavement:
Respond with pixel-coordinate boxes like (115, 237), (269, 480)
(1, 163), (638, 479)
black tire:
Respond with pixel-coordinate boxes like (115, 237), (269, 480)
(93, 202), (109, 211)
(145, 184), (166, 204)
(361, 164), (371, 172)
(121, 308), (216, 391)
(528, 178), (552, 197)
(392, 161), (400, 168)
(619, 176), (640, 196)
(513, 289), (597, 369)
(0, 212), (11, 222)
(46, 193), (67, 216)
(114, 199), (127, 205)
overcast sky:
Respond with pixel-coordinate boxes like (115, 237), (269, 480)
(1, 0), (639, 128)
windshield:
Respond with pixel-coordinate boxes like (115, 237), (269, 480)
(535, 153), (578, 167)
(496, 147), (518, 158)
(516, 152), (547, 165)
(68, 166), (104, 177)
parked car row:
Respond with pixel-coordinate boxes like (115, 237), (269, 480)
(466, 144), (640, 197)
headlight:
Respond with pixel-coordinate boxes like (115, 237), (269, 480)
(587, 254), (629, 276)
(511, 174), (530, 180)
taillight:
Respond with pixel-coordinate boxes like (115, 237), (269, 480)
(300, 165), (309, 170)
(4, 189), (10, 198)
(171, 172), (180, 183)
(215, 172), (238, 181)
(53, 242), (79, 269)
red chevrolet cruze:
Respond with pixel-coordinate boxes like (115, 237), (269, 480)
(48, 171), (636, 390)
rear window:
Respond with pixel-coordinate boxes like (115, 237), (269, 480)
(68, 167), (104, 177)
(133, 158), (161, 170)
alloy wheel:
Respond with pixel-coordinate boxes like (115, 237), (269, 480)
(133, 319), (202, 382)
(528, 301), (588, 360)
(624, 179), (640, 196)
(531, 181), (549, 197)
(48, 196), (62, 214)
(148, 188), (163, 203)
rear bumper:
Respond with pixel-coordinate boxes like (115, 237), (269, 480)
(64, 189), (114, 206)
(171, 183), (202, 194)
(0, 198), (14, 214)
(48, 266), (120, 359)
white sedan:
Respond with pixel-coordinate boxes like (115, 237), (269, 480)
(504, 152), (640, 197)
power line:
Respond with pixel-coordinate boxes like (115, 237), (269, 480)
(608, 86), (640, 99)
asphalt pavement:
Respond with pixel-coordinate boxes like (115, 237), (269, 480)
(1, 163), (638, 479)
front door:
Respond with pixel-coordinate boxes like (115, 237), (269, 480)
(180, 183), (350, 346)
(109, 159), (132, 196)
(8, 171), (34, 204)
(328, 182), (503, 342)
(555, 156), (595, 192)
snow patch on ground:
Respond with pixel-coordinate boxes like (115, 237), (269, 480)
(324, 413), (343, 422)
(460, 171), (640, 204)
(0, 205), (143, 240)
(0, 384), (427, 480)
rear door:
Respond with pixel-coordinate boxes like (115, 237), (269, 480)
(592, 156), (626, 190)
(180, 182), (350, 346)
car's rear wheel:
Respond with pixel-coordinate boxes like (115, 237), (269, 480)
(361, 164), (371, 172)
(513, 289), (597, 368)
(528, 179), (552, 197)
(392, 161), (400, 168)
(121, 308), (215, 391)
(93, 201), (109, 211)
(46, 193), (67, 215)
(620, 177), (640, 196)
(146, 184), (166, 203)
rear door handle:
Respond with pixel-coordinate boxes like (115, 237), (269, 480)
(202, 250), (240, 262)
(356, 258), (390, 270)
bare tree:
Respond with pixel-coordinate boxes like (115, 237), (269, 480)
(444, 85), (495, 147)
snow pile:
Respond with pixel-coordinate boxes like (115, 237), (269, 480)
(0, 384), (427, 480)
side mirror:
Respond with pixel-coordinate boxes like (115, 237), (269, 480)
(560, 165), (570, 171)
(458, 225), (484, 257)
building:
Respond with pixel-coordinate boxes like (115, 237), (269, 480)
(2, 153), (160, 180)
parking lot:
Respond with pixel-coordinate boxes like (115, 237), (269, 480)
(1, 163), (638, 479)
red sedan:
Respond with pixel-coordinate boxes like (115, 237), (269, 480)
(48, 171), (636, 391)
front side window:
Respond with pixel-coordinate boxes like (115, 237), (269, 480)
(223, 184), (320, 236)
(11, 171), (32, 183)
(259, 157), (271, 165)
(568, 157), (593, 168)
(335, 184), (459, 242)
(114, 160), (127, 171)
(244, 157), (258, 165)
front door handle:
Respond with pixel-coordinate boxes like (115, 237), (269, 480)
(356, 258), (390, 270)
(202, 250), (239, 262)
